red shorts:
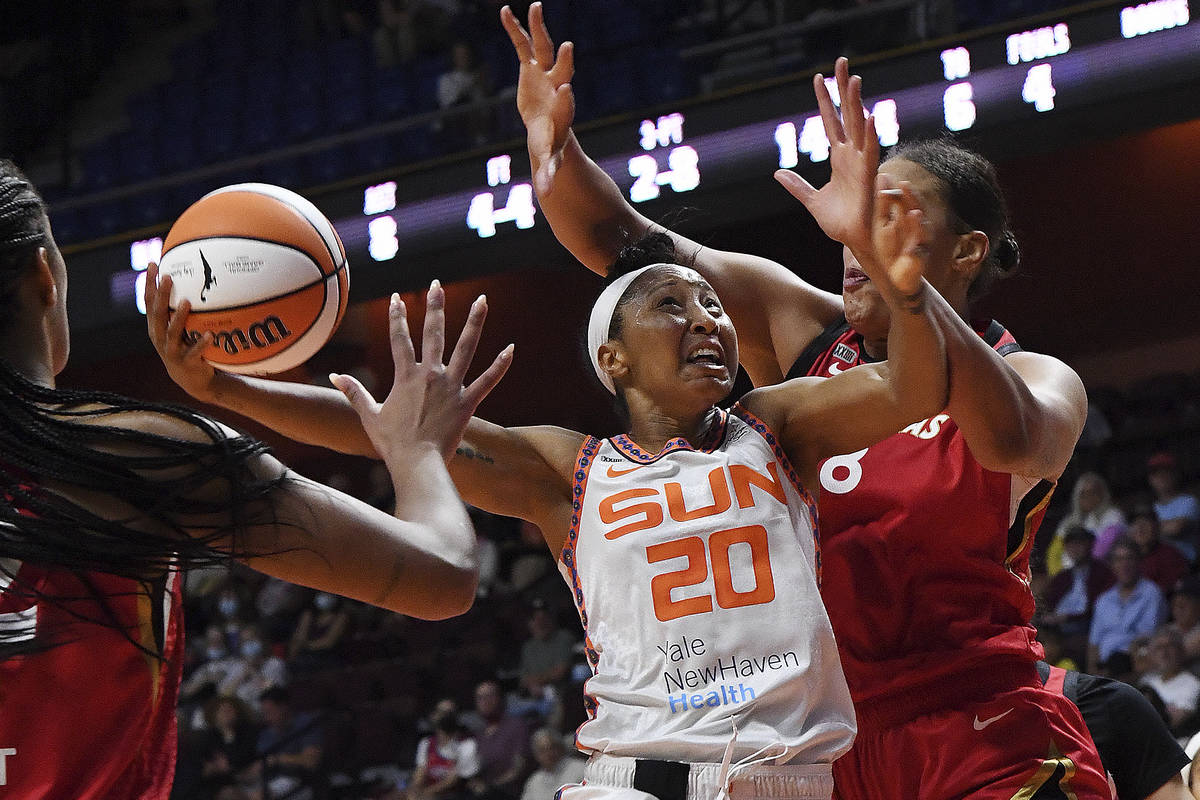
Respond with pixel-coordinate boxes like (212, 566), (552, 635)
(832, 674), (1110, 800)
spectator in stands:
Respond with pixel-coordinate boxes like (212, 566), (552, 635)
(181, 625), (247, 707)
(374, 0), (420, 67)
(1041, 525), (1114, 662)
(1148, 451), (1200, 562)
(212, 580), (255, 649)
(519, 728), (585, 800)
(253, 576), (307, 646)
(199, 696), (261, 797)
(1129, 503), (1190, 593)
(466, 679), (531, 800)
(1142, 626), (1200, 737)
(1170, 575), (1200, 666)
(224, 624), (289, 712)
(248, 687), (324, 800)
(1048, 471), (1126, 574)
(1089, 537), (1169, 678)
(1037, 624), (1078, 672)
(288, 591), (351, 673)
(403, 699), (479, 800)
(517, 601), (576, 700)
(437, 40), (493, 146)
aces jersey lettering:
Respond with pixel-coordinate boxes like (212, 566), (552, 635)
(788, 317), (1050, 707)
(560, 408), (855, 765)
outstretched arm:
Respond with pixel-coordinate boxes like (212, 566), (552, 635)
(748, 178), (947, 474)
(500, 3), (841, 384)
(934, 304), (1086, 481)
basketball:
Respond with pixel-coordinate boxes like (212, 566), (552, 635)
(158, 183), (350, 375)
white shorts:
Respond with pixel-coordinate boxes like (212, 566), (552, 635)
(555, 754), (834, 800)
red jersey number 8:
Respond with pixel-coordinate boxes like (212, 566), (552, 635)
(646, 525), (776, 622)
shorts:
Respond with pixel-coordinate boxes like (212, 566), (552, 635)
(832, 679), (1110, 800)
(556, 753), (834, 800)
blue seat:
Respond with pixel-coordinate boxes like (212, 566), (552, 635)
(116, 132), (162, 183)
(372, 67), (415, 120)
(79, 144), (120, 192)
(126, 189), (169, 228)
(353, 133), (396, 173)
(304, 146), (349, 185)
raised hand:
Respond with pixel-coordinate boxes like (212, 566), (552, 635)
(869, 176), (929, 300)
(501, 2), (576, 197)
(144, 261), (221, 402)
(330, 281), (513, 464)
(774, 57), (879, 255)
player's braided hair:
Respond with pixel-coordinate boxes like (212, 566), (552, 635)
(888, 139), (1020, 300)
(0, 160), (290, 660)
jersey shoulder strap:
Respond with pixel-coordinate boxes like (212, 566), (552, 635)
(786, 316), (852, 380)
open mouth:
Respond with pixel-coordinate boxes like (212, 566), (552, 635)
(843, 266), (871, 288)
(686, 345), (726, 368)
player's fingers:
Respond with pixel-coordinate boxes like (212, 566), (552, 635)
(844, 74), (866, 146)
(387, 294), (417, 379)
(165, 297), (192, 351)
(548, 40), (574, 85)
(500, 5), (534, 63)
(463, 344), (515, 411)
(422, 280), (447, 368)
(874, 173), (901, 226)
(813, 72), (845, 146)
(446, 295), (487, 385)
(184, 330), (211, 364)
(144, 263), (164, 335)
(529, 2), (556, 66)
(329, 373), (375, 419)
(864, 114), (879, 167)
(774, 169), (818, 206)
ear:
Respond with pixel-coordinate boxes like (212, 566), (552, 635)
(31, 247), (58, 308)
(597, 341), (629, 386)
(952, 230), (990, 283)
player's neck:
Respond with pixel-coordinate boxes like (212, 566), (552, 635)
(625, 406), (720, 454)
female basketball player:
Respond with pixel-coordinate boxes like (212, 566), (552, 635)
(148, 168), (946, 796)
(498, 5), (1110, 798)
(0, 159), (511, 800)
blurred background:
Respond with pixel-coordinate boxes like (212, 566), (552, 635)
(3, 0), (1199, 797)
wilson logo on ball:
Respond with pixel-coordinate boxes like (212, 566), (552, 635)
(185, 316), (293, 355)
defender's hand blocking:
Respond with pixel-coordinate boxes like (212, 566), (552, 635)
(144, 262), (220, 403)
(774, 57), (878, 255)
(870, 177), (930, 299)
(501, 2), (576, 197)
(330, 282), (513, 464)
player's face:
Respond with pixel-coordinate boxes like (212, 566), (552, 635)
(611, 266), (738, 409)
(843, 159), (972, 343)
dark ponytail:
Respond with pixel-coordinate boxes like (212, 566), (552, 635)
(887, 139), (1020, 300)
(0, 159), (291, 659)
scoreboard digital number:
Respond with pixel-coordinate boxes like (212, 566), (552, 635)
(101, 0), (1196, 325)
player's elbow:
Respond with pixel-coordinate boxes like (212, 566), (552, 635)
(400, 560), (480, 620)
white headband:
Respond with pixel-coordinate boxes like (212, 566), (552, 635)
(587, 264), (668, 394)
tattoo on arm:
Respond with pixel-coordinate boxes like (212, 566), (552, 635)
(455, 445), (495, 464)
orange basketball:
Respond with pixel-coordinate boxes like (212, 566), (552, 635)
(159, 183), (349, 375)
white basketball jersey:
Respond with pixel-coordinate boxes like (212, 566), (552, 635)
(559, 406), (855, 765)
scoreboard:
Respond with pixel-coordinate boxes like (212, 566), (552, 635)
(67, 0), (1198, 344)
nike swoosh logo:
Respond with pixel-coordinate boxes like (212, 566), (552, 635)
(827, 362), (844, 375)
(973, 708), (1013, 731)
(607, 465), (642, 477)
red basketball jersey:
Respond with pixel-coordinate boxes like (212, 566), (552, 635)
(788, 317), (1051, 710)
(0, 560), (183, 798)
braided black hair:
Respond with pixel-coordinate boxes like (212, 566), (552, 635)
(887, 139), (1020, 300)
(0, 159), (290, 659)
